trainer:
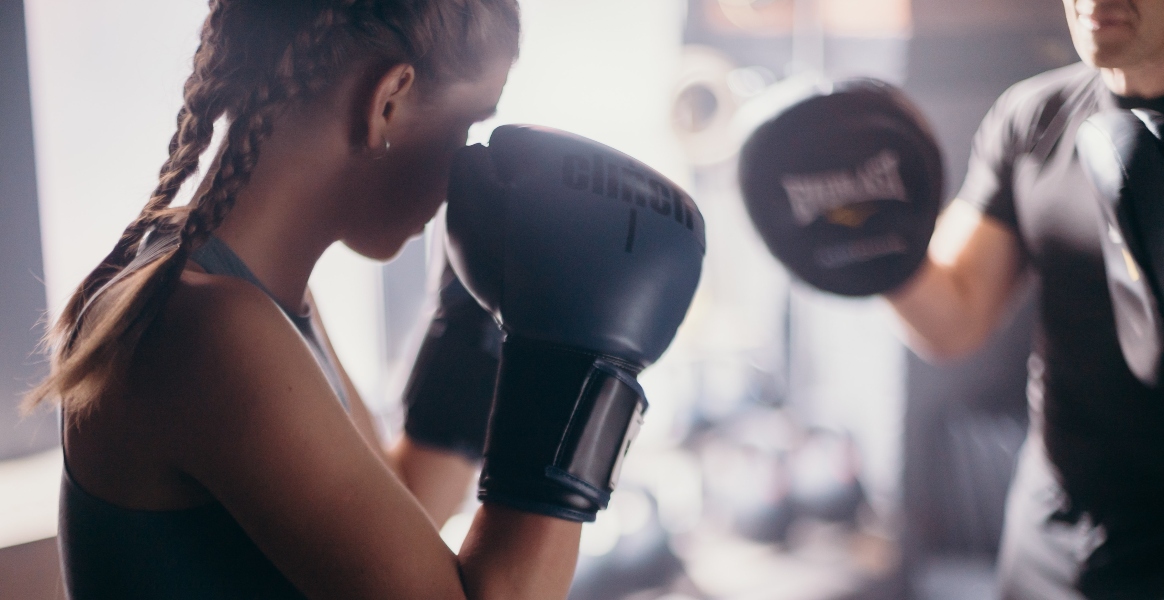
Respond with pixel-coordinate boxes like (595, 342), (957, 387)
(888, 0), (1164, 596)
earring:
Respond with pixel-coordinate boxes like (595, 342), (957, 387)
(375, 139), (391, 160)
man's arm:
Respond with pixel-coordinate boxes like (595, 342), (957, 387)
(887, 199), (1027, 360)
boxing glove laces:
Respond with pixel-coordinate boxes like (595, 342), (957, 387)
(446, 125), (705, 521)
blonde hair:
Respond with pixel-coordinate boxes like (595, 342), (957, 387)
(27, 0), (520, 413)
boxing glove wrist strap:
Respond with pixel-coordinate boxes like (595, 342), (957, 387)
(478, 336), (648, 522)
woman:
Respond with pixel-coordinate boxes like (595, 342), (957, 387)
(25, 1), (583, 598)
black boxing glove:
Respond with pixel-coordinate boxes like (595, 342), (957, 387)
(401, 254), (503, 460)
(1077, 109), (1164, 386)
(446, 125), (705, 522)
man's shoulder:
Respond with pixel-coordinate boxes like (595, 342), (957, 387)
(976, 63), (1102, 152)
(995, 62), (1100, 117)
(1010, 62), (1097, 99)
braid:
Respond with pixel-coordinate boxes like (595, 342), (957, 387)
(179, 4), (354, 249)
(183, 98), (278, 249)
(27, 0), (521, 414)
(66, 0), (238, 296)
(44, 14), (234, 363)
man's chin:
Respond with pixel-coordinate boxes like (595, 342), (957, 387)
(1076, 34), (1142, 68)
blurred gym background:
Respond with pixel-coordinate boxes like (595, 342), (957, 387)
(0, 0), (1072, 598)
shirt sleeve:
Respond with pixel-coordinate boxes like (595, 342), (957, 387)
(956, 88), (1023, 231)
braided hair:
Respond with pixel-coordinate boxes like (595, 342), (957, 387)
(27, 0), (520, 412)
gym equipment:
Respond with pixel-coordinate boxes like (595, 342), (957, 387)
(739, 78), (943, 296)
(446, 125), (706, 521)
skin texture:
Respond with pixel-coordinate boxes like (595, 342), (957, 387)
(1065, 0), (1164, 97)
(64, 56), (581, 600)
(387, 438), (479, 528)
(306, 290), (476, 530)
(887, 0), (1164, 360)
(886, 200), (1026, 360)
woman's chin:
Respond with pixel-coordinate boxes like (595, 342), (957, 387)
(345, 199), (441, 261)
(342, 234), (409, 263)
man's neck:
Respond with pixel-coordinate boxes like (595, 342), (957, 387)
(1100, 59), (1164, 98)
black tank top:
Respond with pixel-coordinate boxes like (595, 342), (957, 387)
(60, 236), (350, 599)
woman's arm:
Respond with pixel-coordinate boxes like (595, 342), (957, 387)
(459, 505), (580, 599)
(150, 274), (578, 600)
(386, 438), (478, 529)
(886, 199), (1027, 360)
(306, 292), (478, 528)
(340, 367), (478, 529)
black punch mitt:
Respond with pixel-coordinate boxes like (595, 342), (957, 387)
(739, 78), (944, 296)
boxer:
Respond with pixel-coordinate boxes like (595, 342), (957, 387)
(30, 2), (703, 598)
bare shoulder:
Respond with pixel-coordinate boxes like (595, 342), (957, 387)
(132, 272), (465, 598)
(64, 268), (334, 508)
(135, 268), (337, 453)
(149, 269), (299, 381)
(160, 268), (286, 346)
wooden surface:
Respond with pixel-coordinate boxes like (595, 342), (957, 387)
(0, 537), (64, 600)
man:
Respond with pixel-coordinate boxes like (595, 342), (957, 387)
(888, 0), (1164, 596)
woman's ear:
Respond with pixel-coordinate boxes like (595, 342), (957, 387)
(366, 63), (416, 152)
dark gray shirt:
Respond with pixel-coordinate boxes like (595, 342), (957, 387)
(961, 61), (1164, 591)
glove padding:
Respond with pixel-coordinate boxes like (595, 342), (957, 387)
(446, 125), (705, 521)
(401, 260), (502, 460)
(739, 78), (943, 296)
(1076, 109), (1164, 387)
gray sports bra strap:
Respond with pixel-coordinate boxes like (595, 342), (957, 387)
(190, 236), (351, 411)
(190, 236), (274, 294)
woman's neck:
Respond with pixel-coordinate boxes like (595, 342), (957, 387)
(204, 95), (360, 312)
(208, 143), (347, 313)
(210, 207), (337, 314)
